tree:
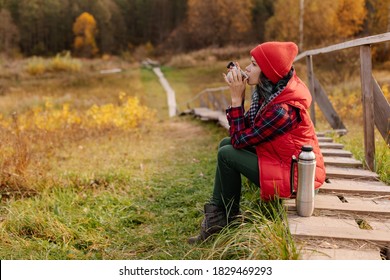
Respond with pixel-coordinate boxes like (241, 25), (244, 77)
(251, 0), (274, 42)
(365, 0), (390, 61)
(265, 0), (366, 50)
(14, 0), (72, 55)
(265, 0), (300, 44)
(89, 0), (125, 54)
(185, 0), (254, 49)
(73, 12), (99, 57)
(334, 0), (367, 39)
(0, 9), (19, 54)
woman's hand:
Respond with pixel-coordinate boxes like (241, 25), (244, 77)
(223, 62), (247, 107)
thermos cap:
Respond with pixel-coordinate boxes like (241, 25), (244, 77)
(301, 145), (313, 152)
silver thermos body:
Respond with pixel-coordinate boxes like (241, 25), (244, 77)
(290, 145), (316, 217)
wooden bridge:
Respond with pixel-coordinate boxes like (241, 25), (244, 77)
(180, 33), (390, 260)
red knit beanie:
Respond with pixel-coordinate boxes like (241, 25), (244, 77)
(250, 41), (298, 84)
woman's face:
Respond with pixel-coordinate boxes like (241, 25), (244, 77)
(245, 56), (261, 86)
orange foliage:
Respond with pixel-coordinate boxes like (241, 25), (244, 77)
(186, 0), (253, 46)
(72, 12), (99, 58)
(265, 0), (366, 49)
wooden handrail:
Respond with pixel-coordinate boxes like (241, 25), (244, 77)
(179, 86), (229, 109)
(294, 32), (390, 171)
(295, 32), (390, 61)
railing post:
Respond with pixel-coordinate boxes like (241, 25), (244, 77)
(306, 55), (316, 125)
(360, 45), (375, 171)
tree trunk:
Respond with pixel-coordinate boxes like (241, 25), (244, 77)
(299, 0), (304, 50)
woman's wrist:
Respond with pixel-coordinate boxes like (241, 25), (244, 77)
(231, 98), (242, 107)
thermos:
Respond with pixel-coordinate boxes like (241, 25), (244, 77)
(290, 145), (316, 217)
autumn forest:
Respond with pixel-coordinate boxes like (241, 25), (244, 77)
(0, 0), (389, 60)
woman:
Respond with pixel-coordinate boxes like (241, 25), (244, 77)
(188, 41), (326, 243)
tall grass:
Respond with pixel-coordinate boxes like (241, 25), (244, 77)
(26, 52), (81, 76)
(203, 199), (299, 260)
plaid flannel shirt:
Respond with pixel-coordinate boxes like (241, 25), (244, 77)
(226, 102), (300, 149)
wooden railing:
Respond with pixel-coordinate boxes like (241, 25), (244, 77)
(183, 86), (230, 111)
(296, 32), (390, 171)
(183, 33), (390, 171)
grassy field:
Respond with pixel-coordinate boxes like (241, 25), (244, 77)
(0, 53), (388, 260)
(0, 55), (298, 260)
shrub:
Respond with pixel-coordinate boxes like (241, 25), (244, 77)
(25, 56), (46, 76)
(25, 53), (82, 75)
(49, 52), (81, 73)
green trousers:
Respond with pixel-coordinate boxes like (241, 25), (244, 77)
(211, 137), (260, 211)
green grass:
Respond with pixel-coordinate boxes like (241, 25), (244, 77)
(0, 117), (229, 259)
(0, 115), (300, 260)
(331, 122), (390, 184)
(203, 193), (299, 260)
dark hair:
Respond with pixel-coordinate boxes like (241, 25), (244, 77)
(256, 67), (294, 100)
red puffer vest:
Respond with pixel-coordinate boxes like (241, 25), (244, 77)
(255, 73), (326, 201)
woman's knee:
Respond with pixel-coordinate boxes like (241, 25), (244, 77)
(217, 144), (235, 162)
(218, 137), (231, 149)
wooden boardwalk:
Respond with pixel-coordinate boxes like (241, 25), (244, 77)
(187, 107), (390, 260)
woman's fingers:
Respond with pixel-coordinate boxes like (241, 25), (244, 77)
(222, 73), (230, 84)
(231, 68), (240, 81)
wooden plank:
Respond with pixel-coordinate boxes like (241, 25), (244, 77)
(326, 166), (379, 180)
(317, 137), (333, 143)
(193, 108), (224, 121)
(288, 215), (390, 243)
(288, 212), (358, 228)
(306, 55), (316, 125)
(313, 76), (346, 130)
(193, 107), (210, 116)
(373, 76), (390, 145)
(319, 142), (344, 149)
(317, 128), (348, 137)
(193, 107), (212, 115)
(323, 156), (362, 168)
(299, 248), (382, 260)
(218, 114), (229, 130)
(286, 194), (390, 215)
(360, 45), (375, 171)
(367, 219), (390, 231)
(153, 67), (177, 117)
(320, 179), (390, 195)
(320, 149), (352, 157)
(295, 32), (390, 61)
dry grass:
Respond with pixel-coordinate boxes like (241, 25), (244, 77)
(165, 45), (251, 68)
(0, 57), (161, 201)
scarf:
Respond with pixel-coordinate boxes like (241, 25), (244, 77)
(246, 67), (294, 126)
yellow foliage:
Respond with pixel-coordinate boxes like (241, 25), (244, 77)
(265, 0), (367, 48)
(0, 113), (9, 128)
(328, 88), (362, 120)
(26, 57), (46, 76)
(85, 94), (156, 130)
(335, 0), (366, 38)
(25, 54), (82, 75)
(0, 94), (156, 132)
(50, 52), (81, 73)
(74, 37), (85, 50)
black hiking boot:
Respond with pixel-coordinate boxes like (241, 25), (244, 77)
(188, 203), (239, 244)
